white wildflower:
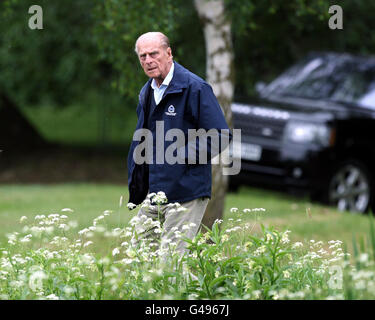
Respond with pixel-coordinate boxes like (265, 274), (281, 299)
(254, 245), (267, 256)
(121, 258), (133, 265)
(112, 248), (120, 256)
(129, 216), (140, 226)
(126, 248), (136, 258)
(222, 234), (229, 242)
(153, 228), (162, 234)
(127, 202), (136, 210)
(20, 235), (32, 243)
(359, 253), (369, 263)
(283, 270), (291, 279)
(141, 199), (151, 208)
(45, 226), (54, 234)
(98, 257), (110, 265)
(161, 238), (172, 245)
(63, 287), (75, 295)
(248, 260), (255, 269)
(292, 242), (303, 249)
(266, 233), (273, 242)
(152, 192), (168, 205)
(83, 241), (93, 248)
(29, 270), (48, 292)
(281, 230), (291, 244)
(78, 228), (89, 236)
(61, 208), (74, 213)
(188, 293), (199, 300)
(182, 224), (191, 231)
(354, 280), (366, 290)
(19, 216), (28, 223)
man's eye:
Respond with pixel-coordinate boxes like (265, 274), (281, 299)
(150, 52), (158, 57)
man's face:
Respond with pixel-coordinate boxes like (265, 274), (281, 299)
(136, 36), (172, 85)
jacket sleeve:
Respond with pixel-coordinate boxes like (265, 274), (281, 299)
(185, 82), (232, 164)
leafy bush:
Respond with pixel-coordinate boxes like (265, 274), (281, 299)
(1, 192), (375, 300)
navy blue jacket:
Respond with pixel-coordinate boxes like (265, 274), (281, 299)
(127, 62), (231, 205)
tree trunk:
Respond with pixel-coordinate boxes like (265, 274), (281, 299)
(194, 0), (234, 229)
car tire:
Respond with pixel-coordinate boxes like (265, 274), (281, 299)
(326, 160), (373, 214)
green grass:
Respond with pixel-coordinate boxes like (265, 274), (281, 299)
(20, 102), (137, 147)
(0, 184), (128, 241)
(0, 183), (372, 255)
(226, 186), (373, 253)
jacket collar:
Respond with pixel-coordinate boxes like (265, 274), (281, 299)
(151, 62), (175, 90)
(164, 61), (189, 92)
(139, 61), (188, 107)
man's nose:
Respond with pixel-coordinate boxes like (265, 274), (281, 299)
(145, 54), (153, 64)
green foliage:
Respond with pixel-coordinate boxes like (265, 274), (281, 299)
(225, 0), (329, 98)
(92, 0), (330, 101)
(226, 0), (329, 34)
(0, 0), (112, 106)
(1, 0), (206, 109)
(2, 0), (375, 106)
(92, 0), (182, 100)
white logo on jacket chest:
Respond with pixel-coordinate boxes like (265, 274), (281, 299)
(165, 105), (176, 116)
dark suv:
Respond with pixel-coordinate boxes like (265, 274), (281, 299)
(230, 52), (375, 213)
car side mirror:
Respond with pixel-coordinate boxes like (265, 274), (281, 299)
(255, 81), (266, 95)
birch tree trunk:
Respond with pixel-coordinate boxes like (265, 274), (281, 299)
(194, 0), (234, 229)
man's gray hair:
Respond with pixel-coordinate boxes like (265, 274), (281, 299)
(134, 32), (170, 54)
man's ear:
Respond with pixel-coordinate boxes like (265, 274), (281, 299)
(167, 47), (173, 59)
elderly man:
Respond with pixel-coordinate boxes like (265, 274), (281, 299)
(127, 32), (230, 253)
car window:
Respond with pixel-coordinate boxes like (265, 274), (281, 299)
(262, 54), (375, 109)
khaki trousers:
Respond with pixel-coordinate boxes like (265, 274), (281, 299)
(132, 197), (209, 254)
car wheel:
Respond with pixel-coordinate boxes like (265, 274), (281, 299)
(328, 160), (372, 213)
